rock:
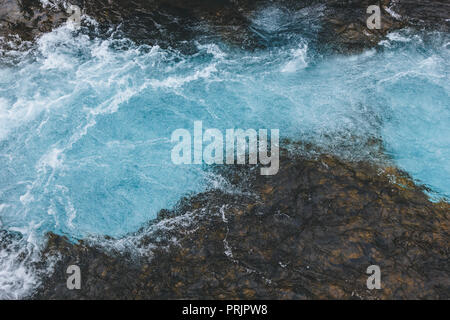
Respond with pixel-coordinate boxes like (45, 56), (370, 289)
(33, 148), (450, 299)
(0, 0), (68, 43)
(1, 0), (449, 53)
(318, 0), (402, 52)
(391, 0), (450, 31)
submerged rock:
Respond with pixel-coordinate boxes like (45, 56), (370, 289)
(33, 149), (449, 299)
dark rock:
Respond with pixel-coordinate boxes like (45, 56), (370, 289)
(392, 0), (450, 31)
(33, 149), (450, 299)
(318, 0), (398, 52)
(0, 0), (68, 42)
(1, 0), (449, 53)
(319, 0), (449, 53)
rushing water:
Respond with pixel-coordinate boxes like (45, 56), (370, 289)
(0, 6), (449, 298)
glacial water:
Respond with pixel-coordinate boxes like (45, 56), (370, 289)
(0, 9), (449, 298)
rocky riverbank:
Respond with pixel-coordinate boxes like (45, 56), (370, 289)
(33, 147), (449, 299)
(1, 0), (449, 52)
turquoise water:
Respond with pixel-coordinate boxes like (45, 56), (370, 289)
(0, 21), (449, 297)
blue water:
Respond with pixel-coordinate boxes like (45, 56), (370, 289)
(0, 14), (449, 297)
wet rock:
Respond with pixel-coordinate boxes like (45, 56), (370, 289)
(320, 0), (449, 52)
(33, 149), (450, 299)
(0, 0), (68, 43)
(391, 0), (450, 31)
(1, 0), (449, 53)
(318, 0), (402, 52)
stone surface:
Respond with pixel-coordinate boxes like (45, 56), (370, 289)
(1, 0), (449, 52)
(33, 149), (450, 299)
(0, 0), (68, 41)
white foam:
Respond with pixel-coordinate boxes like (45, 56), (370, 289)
(66, 200), (77, 229)
(148, 64), (217, 88)
(38, 148), (64, 170)
(281, 43), (308, 73)
(0, 228), (41, 299)
(385, 2), (402, 20)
